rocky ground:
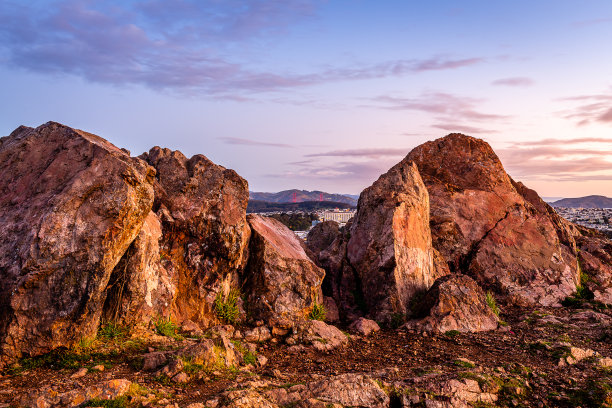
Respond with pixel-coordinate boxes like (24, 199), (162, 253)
(2, 303), (611, 408)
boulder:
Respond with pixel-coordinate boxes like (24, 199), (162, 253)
(349, 317), (380, 336)
(576, 234), (612, 305)
(346, 161), (447, 321)
(407, 274), (499, 333)
(291, 320), (348, 351)
(135, 146), (251, 327)
(0, 122), (154, 367)
(306, 221), (340, 258)
(21, 378), (132, 408)
(243, 215), (325, 330)
(406, 133), (579, 306)
(306, 373), (389, 408)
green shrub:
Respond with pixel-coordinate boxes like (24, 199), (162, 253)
(485, 292), (500, 317)
(84, 397), (128, 408)
(308, 302), (326, 321)
(444, 330), (460, 338)
(98, 322), (129, 341)
(214, 289), (241, 324)
(243, 350), (257, 365)
(155, 317), (182, 340)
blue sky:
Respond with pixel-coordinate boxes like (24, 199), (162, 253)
(1, 1), (611, 196)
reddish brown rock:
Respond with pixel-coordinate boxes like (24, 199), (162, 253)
(0, 122), (154, 367)
(407, 274), (499, 333)
(244, 215), (325, 329)
(576, 234), (612, 304)
(346, 161), (447, 321)
(406, 134), (579, 306)
(137, 147), (251, 327)
(306, 221), (340, 257)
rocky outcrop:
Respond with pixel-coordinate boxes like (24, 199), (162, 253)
(407, 274), (499, 333)
(576, 234), (612, 304)
(129, 146), (251, 327)
(345, 161), (446, 322)
(243, 215), (325, 330)
(0, 122), (154, 367)
(406, 134), (579, 306)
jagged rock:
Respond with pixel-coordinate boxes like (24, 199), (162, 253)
(243, 215), (325, 330)
(349, 317), (380, 336)
(306, 373), (389, 408)
(407, 274), (499, 333)
(21, 378), (132, 408)
(306, 221), (340, 258)
(102, 210), (174, 324)
(180, 339), (216, 366)
(322, 296), (340, 323)
(220, 389), (278, 408)
(345, 160), (446, 322)
(576, 235), (612, 304)
(135, 146), (251, 327)
(0, 122), (155, 367)
(407, 134), (579, 306)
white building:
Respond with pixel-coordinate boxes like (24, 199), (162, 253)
(320, 210), (356, 223)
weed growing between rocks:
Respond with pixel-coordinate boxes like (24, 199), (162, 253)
(84, 396), (128, 408)
(154, 317), (183, 340)
(214, 289), (241, 324)
(485, 291), (500, 317)
(308, 301), (326, 321)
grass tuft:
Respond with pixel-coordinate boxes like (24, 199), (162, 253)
(308, 301), (327, 321)
(155, 317), (183, 340)
(485, 292), (500, 317)
(214, 289), (241, 324)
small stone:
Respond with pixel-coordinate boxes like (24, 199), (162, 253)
(173, 372), (189, 383)
(91, 365), (105, 372)
(256, 355), (268, 367)
(70, 367), (88, 379)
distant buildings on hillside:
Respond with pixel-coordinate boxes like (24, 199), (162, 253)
(555, 207), (612, 234)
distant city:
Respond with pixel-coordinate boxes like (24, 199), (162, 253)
(553, 207), (612, 235)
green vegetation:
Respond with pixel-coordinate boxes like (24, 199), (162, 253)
(444, 330), (460, 338)
(453, 359), (475, 369)
(308, 301), (327, 321)
(267, 212), (318, 231)
(390, 312), (406, 329)
(84, 397), (128, 408)
(214, 289), (241, 324)
(485, 292), (500, 317)
(98, 322), (130, 341)
(154, 317), (183, 340)
(231, 340), (258, 366)
(6, 348), (119, 375)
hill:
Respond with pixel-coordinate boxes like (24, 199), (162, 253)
(249, 189), (357, 206)
(247, 200), (354, 213)
(551, 195), (612, 208)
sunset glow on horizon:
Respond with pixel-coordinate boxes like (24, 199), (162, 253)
(1, 1), (611, 197)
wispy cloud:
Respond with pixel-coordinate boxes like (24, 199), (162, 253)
(572, 17), (612, 28)
(0, 1), (484, 97)
(218, 137), (293, 148)
(305, 147), (409, 159)
(373, 92), (509, 127)
(499, 138), (612, 182)
(491, 77), (534, 87)
(558, 90), (612, 126)
(431, 123), (495, 134)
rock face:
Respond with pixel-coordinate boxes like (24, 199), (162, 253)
(408, 274), (499, 333)
(125, 147), (251, 327)
(244, 215), (325, 329)
(306, 221), (340, 257)
(575, 233), (612, 304)
(406, 134), (579, 306)
(0, 122), (154, 367)
(346, 161), (447, 321)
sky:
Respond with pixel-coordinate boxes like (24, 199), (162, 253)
(1, 1), (611, 197)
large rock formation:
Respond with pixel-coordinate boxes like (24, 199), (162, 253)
(106, 146), (251, 327)
(406, 134), (579, 306)
(244, 215), (325, 330)
(0, 122), (155, 366)
(346, 161), (447, 321)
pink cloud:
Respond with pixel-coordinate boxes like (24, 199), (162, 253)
(491, 77), (534, 87)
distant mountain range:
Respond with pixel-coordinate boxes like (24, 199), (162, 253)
(551, 195), (612, 208)
(249, 189), (358, 206)
(247, 200), (354, 213)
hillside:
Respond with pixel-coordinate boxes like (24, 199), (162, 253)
(249, 189), (357, 206)
(247, 199), (354, 213)
(551, 195), (612, 208)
